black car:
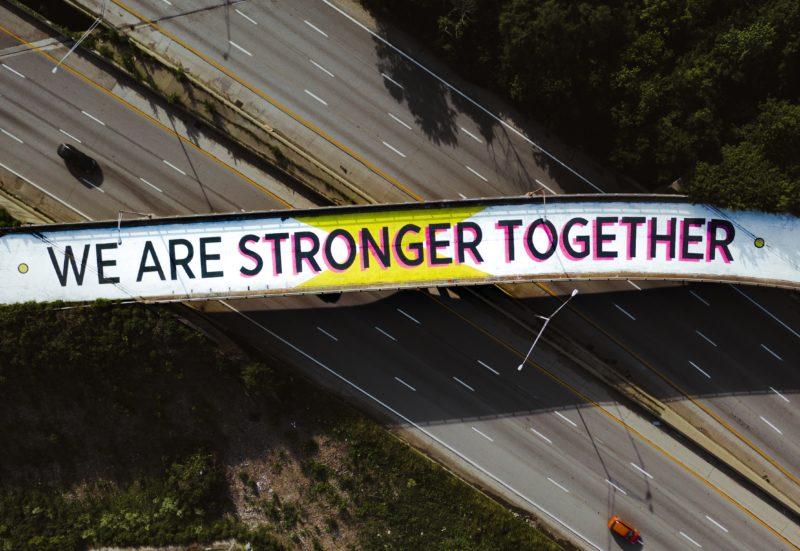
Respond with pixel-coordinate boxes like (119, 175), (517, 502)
(57, 143), (99, 174)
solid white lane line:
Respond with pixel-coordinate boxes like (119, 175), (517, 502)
(0, 128), (23, 143)
(626, 280), (642, 290)
(760, 415), (783, 435)
(465, 165), (487, 182)
(0, 161), (91, 219)
(689, 290), (710, 306)
(81, 110), (106, 126)
(613, 303), (636, 321)
(394, 376), (416, 391)
(304, 89), (328, 106)
(453, 376), (474, 392)
(689, 360), (711, 379)
(228, 40), (253, 57)
(679, 531), (702, 548)
(547, 477), (569, 493)
(705, 515), (729, 533)
(382, 141), (406, 158)
(388, 112), (412, 130)
(605, 479), (627, 495)
(460, 126), (483, 144)
(554, 411), (577, 428)
(1, 63), (25, 78)
(375, 326), (396, 341)
(309, 59), (335, 78)
(396, 307), (421, 324)
(695, 330), (717, 347)
(304, 19), (328, 37)
(629, 462), (654, 480)
(316, 326), (338, 341)
(534, 178), (556, 194)
(729, 284), (800, 339)
(235, 8), (257, 25)
(381, 72), (403, 89)
(770, 387), (790, 403)
(761, 343), (783, 361)
(477, 360), (499, 375)
(162, 159), (186, 176)
(472, 426), (493, 442)
(139, 177), (162, 193)
(220, 301), (602, 551)
(458, 192), (467, 199)
(529, 427), (552, 444)
(80, 177), (104, 193)
(320, 0), (604, 195)
(58, 129), (82, 143)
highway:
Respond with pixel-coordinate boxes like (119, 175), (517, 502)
(1, 3), (798, 549)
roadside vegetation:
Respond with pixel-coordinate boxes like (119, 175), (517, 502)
(0, 301), (567, 550)
(0, 208), (18, 227)
(362, 0), (800, 214)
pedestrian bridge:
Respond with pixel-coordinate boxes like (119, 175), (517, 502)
(1, 194), (798, 304)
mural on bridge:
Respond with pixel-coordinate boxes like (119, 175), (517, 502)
(1, 195), (797, 303)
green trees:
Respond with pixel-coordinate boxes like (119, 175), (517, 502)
(362, 0), (800, 214)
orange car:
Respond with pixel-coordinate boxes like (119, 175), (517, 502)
(608, 515), (642, 544)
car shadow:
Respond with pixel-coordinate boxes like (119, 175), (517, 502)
(64, 158), (104, 190)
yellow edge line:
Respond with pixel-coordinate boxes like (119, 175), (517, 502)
(0, 23), (294, 211)
(110, 0), (423, 203)
(428, 292), (799, 550)
(535, 282), (800, 489)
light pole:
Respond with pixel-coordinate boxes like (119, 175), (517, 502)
(52, 0), (107, 74)
(517, 288), (578, 371)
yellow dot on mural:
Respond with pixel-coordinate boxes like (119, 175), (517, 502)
(754, 237), (765, 248)
(18, 263), (29, 274)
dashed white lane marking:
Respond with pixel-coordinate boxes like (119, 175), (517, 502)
(465, 165), (488, 182)
(0, 160), (91, 219)
(458, 192), (467, 199)
(760, 415), (783, 435)
(316, 326), (338, 341)
(0, 128), (23, 143)
(477, 360), (499, 375)
(304, 89), (328, 106)
(382, 141), (406, 158)
(629, 462), (654, 480)
(375, 326), (396, 341)
(381, 72), (403, 89)
(770, 387), (790, 403)
(396, 307), (420, 324)
(530, 427), (552, 444)
(705, 515), (729, 533)
(689, 360), (711, 379)
(453, 376), (474, 392)
(613, 303), (636, 321)
(388, 112), (412, 129)
(235, 8), (257, 25)
(472, 426), (493, 442)
(679, 531), (702, 548)
(160, 0), (172, 5)
(460, 126), (483, 144)
(689, 290), (710, 306)
(761, 344), (783, 361)
(2, 63), (25, 78)
(695, 330), (717, 347)
(605, 479), (627, 495)
(228, 40), (253, 57)
(81, 110), (106, 126)
(162, 159), (186, 176)
(729, 284), (800, 340)
(309, 59), (334, 78)
(547, 477), (569, 493)
(304, 19), (328, 38)
(139, 177), (162, 193)
(221, 300), (602, 551)
(394, 376), (416, 391)
(58, 129), (82, 143)
(534, 178), (556, 194)
(626, 280), (642, 290)
(554, 411), (577, 428)
(80, 177), (104, 192)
